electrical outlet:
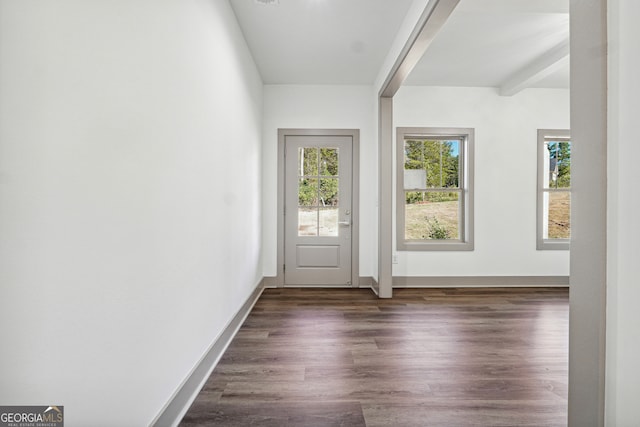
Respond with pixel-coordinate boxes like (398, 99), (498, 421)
(392, 254), (398, 264)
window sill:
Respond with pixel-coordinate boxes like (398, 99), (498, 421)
(537, 240), (570, 250)
(398, 240), (474, 251)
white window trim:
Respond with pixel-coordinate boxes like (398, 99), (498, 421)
(537, 129), (571, 250)
(396, 127), (474, 251)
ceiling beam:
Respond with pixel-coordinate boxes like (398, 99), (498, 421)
(499, 39), (570, 96)
(380, 0), (460, 98)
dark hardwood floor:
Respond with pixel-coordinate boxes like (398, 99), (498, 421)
(181, 287), (568, 426)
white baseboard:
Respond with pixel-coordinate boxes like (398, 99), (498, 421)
(392, 275), (569, 288)
(358, 276), (379, 294)
(260, 276), (378, 290)
(261, 276), (279, 288)
(354, 275), (567, 292)
(251, 275), (567, 291)
(150, 279), (265, 427)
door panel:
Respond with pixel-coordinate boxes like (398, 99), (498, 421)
(296, 245), (340, 267)
(284, 135), (352, 286)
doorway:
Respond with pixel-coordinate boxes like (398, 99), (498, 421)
(277, 129), (359, 287)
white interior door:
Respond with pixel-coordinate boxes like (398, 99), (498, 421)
(284, 135), (352, 286)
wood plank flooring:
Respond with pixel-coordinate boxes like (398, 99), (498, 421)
(180, 287), (568, 426)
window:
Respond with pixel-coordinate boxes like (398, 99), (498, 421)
(396, 127), (474, 251)
(537, 129), (571, 250)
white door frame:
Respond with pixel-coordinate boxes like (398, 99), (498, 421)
(276, 128), (360, 288)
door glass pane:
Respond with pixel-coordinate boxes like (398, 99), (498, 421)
(298, 178), (318, 207)
(319, 208), (339, 236)
(405, 191), (460, 240)
(298, 207), (317, 236)
(547, 191), (571, 239)
(298, 147), (318, 176)
(320, 148), (339, 176)
(297, 145), (342, 237)
(319, 178), (339, 207)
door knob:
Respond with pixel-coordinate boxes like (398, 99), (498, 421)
(338, 220), (351, 226)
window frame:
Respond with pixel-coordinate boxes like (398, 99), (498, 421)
(396, 127), (474, 251)
(537, 129), (571, 250)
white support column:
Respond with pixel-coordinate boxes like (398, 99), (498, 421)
(568, 0), (607, 425)
(378, 97), (394, 298)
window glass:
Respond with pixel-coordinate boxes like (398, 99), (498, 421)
(397, 128), (473, 251)
(546, 191), (571, 239)
(405, 191), (460, 240)
(538, 130), (571, 250)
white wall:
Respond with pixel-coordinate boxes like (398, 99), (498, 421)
(393, 86), (570, 277)
(606, 0), (640, 424)
(0, 1), (263, 426)
(262, 85), (376, 278)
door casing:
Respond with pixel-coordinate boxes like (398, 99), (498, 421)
(276, 128), (360, 287)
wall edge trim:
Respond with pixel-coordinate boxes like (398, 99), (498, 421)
(393, 276), (569, 287)
(150, 279), (265, 427)
(362, 276), (380, 296)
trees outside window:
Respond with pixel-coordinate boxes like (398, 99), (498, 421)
(396, 127), (474, 251)
(537, 129), (571, 250)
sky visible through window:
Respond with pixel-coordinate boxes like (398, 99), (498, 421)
(448, 141), (459, 157)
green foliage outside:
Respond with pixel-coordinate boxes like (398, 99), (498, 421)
(298, 147), (339, 206)
(406, 191), (459, 204)
(548, 141), (571, 188)
(298, 178), (317, 206)
(405, 139), (459, 191)
(425, 217), (451, 239)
